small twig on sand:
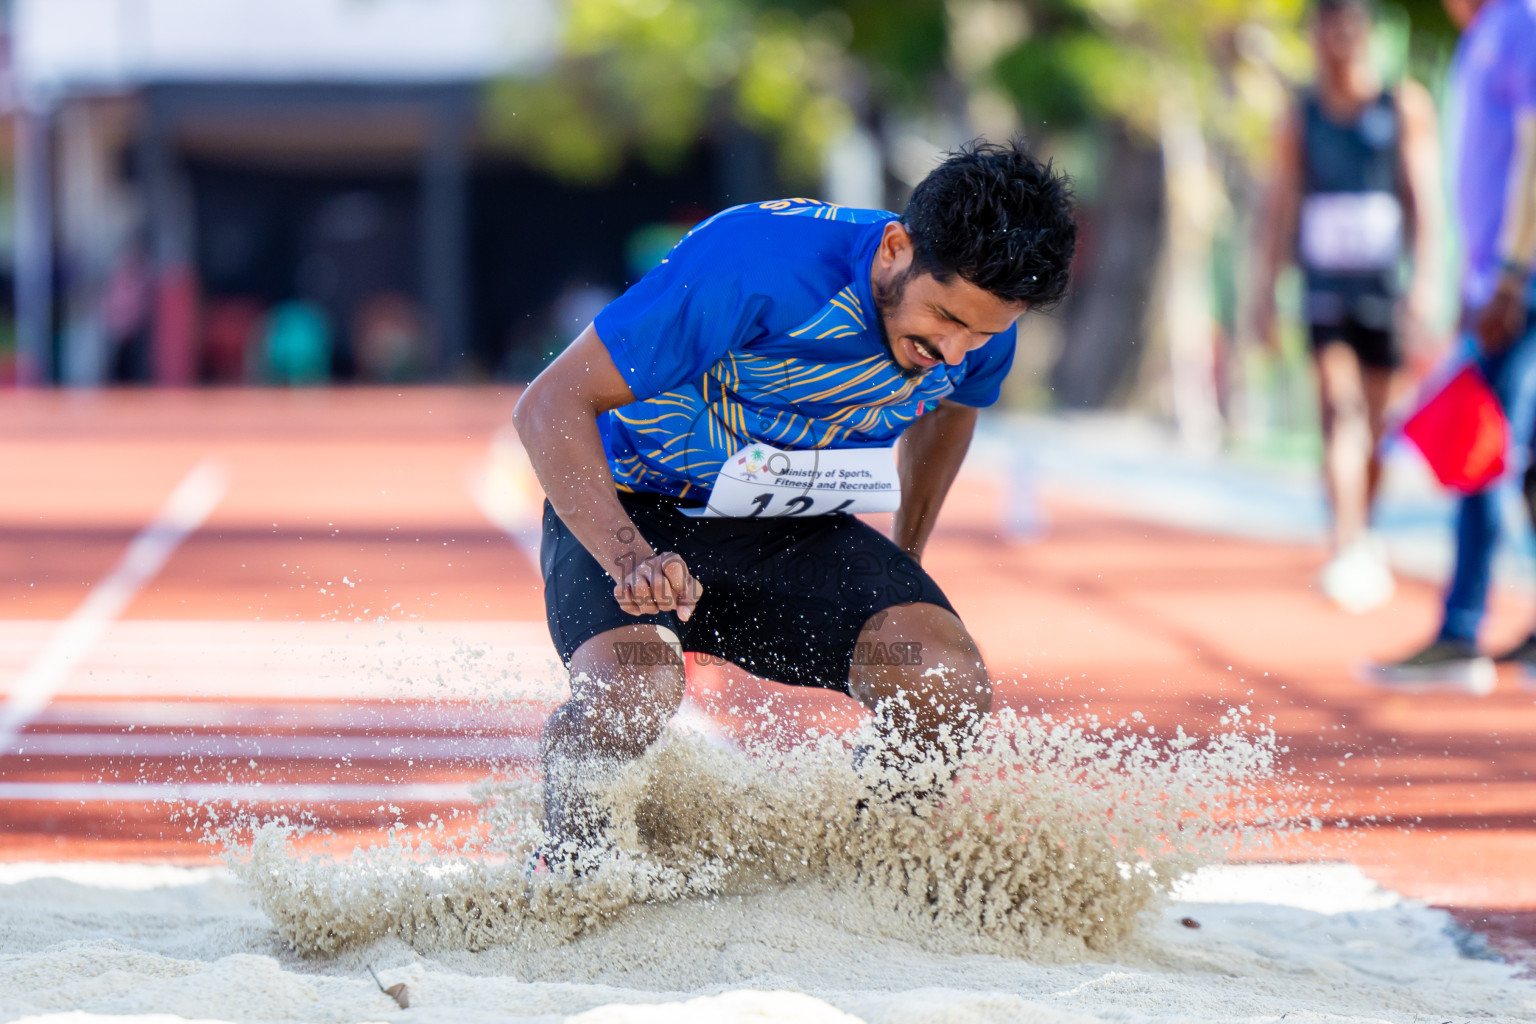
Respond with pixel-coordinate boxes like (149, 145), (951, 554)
(366, 964), (410, 1009)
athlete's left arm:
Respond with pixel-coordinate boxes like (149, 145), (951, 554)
(894, 399), (979, 562)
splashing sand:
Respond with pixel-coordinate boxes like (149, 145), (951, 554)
(230, 706), (1288, 959)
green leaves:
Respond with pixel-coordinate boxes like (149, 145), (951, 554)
(485, 0), (856, 185)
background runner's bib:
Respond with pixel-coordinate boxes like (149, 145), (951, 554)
(682, 443), (901, 518)
(1299, 191), (1403, 273)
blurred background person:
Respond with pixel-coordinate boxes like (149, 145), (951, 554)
(1367, 0), (1536, 691)
(260, 300), (333, 387)
(1251, 0), (1444, 614)
(102, 239), (153, 383)
(200, 297), (265, 384)
(352, 293), (429, 383)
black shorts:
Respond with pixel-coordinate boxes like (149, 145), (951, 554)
(540, 492), (957, 693)
(1308, 318), (1399, 371)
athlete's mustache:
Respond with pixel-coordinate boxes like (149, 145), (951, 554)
(873, 271), (924, 379)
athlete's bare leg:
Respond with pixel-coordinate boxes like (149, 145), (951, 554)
(1315, 340), (1373, 551)
(1361, 362), (1395, 510)
(541, 602), (991, 843)
(847, 602), (991, 796)
(541, 623), (687, 848)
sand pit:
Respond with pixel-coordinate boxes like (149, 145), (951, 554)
(2, 859), (1532, 1023)
(4, 710), (1532, 1023)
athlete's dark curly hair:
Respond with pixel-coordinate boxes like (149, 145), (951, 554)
(901, 139), (1076, 308)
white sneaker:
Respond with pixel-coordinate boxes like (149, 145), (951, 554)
(1320, 537), (1395, 614)
(1359, 638), (1497, 696)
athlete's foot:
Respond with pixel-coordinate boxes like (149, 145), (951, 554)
(523, 840), (591, 881)
(1360, 637), (1496, 695)
(523, 845), (555, 880)
(1320, 536), (1395, 614)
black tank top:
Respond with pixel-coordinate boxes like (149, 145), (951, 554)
(1299, 88), (1403, 326)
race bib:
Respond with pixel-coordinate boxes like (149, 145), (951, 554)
(1299, 191), (1403, 272)
(683, 443), (901, 518)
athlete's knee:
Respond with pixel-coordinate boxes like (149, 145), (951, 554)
(868, 653), (990, 761)
(912, 644), (992, 726)
(1316, 346), (1366, 418)
(906, 624), (989, 698)
(564, 625), (687, 752)
(859, 599), (978, 653)
(852, 603), (991, 727)
(1322, 386), (1368, 429)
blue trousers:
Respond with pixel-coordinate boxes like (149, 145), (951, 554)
(1439, 315), (1536, 643)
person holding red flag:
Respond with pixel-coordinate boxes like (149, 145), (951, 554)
(1366, 0), (1536, 691)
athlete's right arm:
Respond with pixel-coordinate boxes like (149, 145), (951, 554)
(512, 325), (701, 621)
(1249, 102), (1302, 351)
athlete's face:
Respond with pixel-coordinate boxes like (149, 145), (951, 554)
(1311, 7), (1370, 73)
(870, 222), (1026, 375)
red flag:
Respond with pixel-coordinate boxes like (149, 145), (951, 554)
(1401, 365), (1509, 494)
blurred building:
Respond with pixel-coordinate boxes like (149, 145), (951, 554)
(3, 0), (769, 387)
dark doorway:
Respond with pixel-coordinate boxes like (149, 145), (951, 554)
(191, 161), (421, 381)
(187, 134), (774, 382)
(470, 149), (720, 380)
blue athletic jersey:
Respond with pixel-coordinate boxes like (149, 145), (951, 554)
(593, 198), (1018, 499)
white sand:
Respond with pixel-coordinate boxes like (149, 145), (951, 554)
(4, 713), (1530, 1023)
(2, 859), (1531, 1024)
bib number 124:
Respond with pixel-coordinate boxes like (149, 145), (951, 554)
(683, 443), (901, 518)
(743, 493), (855, 517)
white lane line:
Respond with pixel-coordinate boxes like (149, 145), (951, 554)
(23, 702), (549, 732)
(0, 862), (230, 887)
(0, 618), (568, 701)
(0, 781), (474, 803)
(0, 458), (229, 752)
(8, 733), (538, 761)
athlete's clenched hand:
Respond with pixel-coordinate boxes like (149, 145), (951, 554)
(614, 551), (703, 622)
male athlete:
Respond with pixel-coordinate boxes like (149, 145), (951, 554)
(1368, 0), (1536, 690)
(513, 140), (1076, 850)
(1252, 0), (1443, 613)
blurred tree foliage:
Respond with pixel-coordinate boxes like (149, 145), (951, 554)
(485, 0), (861, 183)
(484, 0), (1304, 188)
(991, 0), (1308, 170)
(988, 0), (1458, 157)
(485, 0), (1462, 188)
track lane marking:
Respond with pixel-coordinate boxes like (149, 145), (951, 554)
(0, 781), (474, 803)
(6, 733), (538, 760)
(0, 458), (229, 751)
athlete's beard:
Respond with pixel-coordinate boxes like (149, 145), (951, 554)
(873, 264), (924, 379)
